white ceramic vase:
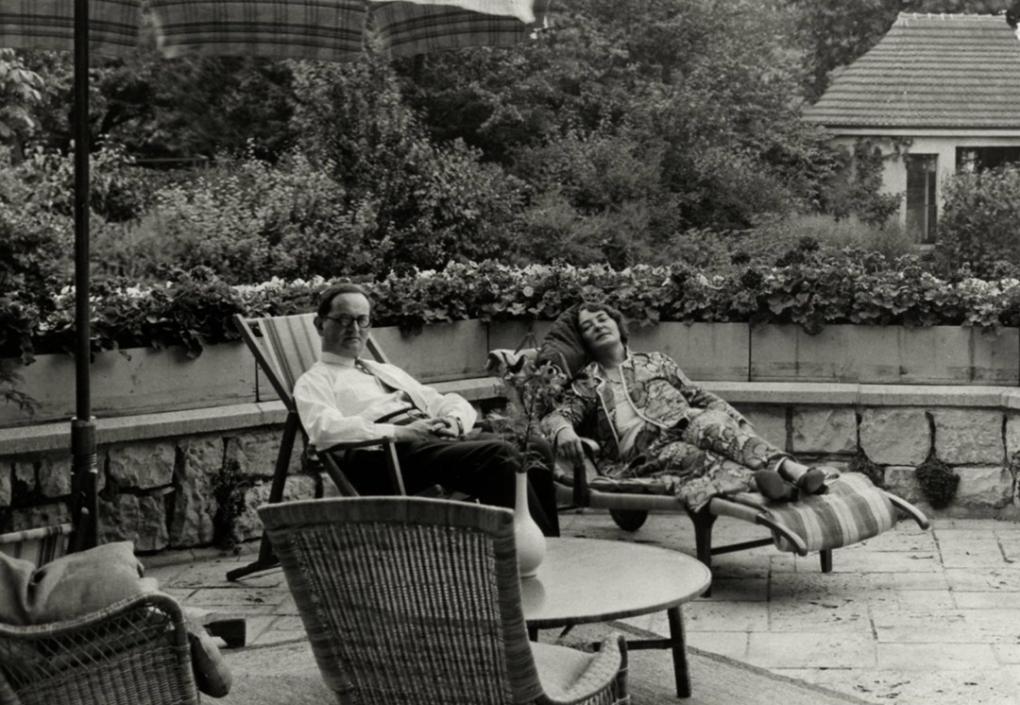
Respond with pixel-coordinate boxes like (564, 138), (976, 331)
(513, 471), (546, 579)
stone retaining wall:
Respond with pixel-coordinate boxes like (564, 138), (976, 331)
(741, 404), (1020, 519)
(0, 426), (322, 551)
(3, 382), (1020, 553)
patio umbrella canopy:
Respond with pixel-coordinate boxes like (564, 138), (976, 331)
(0, 0), (549, 551)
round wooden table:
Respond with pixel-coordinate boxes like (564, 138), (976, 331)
(520, 537), (712, 699)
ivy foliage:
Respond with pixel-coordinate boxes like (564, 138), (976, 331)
(7, 255), (1020, 362)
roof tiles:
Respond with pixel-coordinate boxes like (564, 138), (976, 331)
(803, 13), (1020, 129)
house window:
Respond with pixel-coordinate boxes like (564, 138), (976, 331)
(906, 154), (937, 244)
(956, 147), (1020, 173)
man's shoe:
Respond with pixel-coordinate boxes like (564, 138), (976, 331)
(753, 470), (799, 502)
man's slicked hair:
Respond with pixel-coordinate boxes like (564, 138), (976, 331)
(316, 282), (372, 319)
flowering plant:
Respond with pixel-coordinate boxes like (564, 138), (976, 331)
(486, 352), (569, 471)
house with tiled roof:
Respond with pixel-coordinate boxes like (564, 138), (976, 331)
(803, 12), (1020, 243)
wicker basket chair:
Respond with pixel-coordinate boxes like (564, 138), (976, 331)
(259, 497), (629, 705)
(0, 592), (199, 705)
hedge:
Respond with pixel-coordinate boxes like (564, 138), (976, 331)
(4, 252), (1020, 362)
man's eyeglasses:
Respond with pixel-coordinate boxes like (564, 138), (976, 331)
(324, 314), (372, 329)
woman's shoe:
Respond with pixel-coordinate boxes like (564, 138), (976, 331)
(795, 467), (828, 495)
(753, 470), (799, 502)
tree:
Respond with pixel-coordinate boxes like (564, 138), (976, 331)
(396, 0), (838, 241)
(21, 50), (297, 162)
(933, 167), (1020, 277)
(0, 50), (43, 162)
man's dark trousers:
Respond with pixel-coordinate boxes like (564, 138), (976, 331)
(342, 435), (560, 537)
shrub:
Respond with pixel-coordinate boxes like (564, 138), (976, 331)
(915, 455), (959, 510)
(934, 167), (1020, 278)
(2, 144), (158, 223)
(290, 59), (527, 273)
(150, 152), (379, 283)
(752, 214), (917, 262)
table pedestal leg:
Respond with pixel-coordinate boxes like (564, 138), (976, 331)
(667, 606), (690, 698)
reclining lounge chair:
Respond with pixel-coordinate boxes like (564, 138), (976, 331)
(489, 346), (930, 578)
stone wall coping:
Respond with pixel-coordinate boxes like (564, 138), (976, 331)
(0, 377), (504, 456)
(4, 376), (1020, 456)
(708, 382), (1020, 408)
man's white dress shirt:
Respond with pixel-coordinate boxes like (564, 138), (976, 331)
(293, 351), (477, 449)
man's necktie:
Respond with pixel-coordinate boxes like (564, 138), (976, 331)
(355, 358), (430, 413)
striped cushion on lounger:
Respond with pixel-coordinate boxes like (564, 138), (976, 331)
(762, 473), (897, 553)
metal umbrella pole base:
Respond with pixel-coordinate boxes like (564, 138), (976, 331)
(69, 417), (98, 552)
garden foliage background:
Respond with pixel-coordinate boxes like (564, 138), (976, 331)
(3, 0), (1020, 403)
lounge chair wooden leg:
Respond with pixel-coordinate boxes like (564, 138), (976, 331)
(689, 510), (716, 568)
(688, 510), (715, 597)
(667, 606), (691, 698)
(820, 549), (833, 573)
(227, 411), (300, 582)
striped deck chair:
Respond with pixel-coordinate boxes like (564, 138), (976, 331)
(0, 524), (72, 566)
(227, 312), (405, 582)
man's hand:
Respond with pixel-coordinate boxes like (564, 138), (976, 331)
(392, 417), (462, 442)
(554, 426), (587, 467)
(392, 419), (444, 443)
(431, 416), (462, 439)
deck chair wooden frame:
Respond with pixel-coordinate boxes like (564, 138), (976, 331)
(563, 457), (929, 576)
(226, 312), (405, 582)
(0, 524), (73, 566)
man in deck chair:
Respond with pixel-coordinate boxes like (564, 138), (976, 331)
(294, 283), (559, 537)
(541, 301), (833, 514)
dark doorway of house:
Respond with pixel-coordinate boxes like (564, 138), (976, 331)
(906, 154), (937, 244)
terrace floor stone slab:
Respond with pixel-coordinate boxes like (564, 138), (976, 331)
(779, 667), (1020, 705)
(147, 510), (1020, 705)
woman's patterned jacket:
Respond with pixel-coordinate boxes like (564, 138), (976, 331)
(541, 350), (749, 463)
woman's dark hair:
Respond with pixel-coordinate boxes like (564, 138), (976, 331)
(577, 301), (629, 349)
(316, 282), (372, 318)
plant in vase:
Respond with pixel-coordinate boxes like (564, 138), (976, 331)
(487, 352), (568, 578)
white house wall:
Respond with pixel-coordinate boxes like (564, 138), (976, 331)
(830, 132), (1020, 231)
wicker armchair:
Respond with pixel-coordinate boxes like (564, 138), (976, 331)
(0, 592), (199, 705)
(259, 497), (629, 705)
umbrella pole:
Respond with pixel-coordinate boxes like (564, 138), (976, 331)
(69, 0), (98, 552)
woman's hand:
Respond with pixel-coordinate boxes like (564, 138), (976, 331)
(554, 426), (587, 467)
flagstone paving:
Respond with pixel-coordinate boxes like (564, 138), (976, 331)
(143, 510), (1020, 705)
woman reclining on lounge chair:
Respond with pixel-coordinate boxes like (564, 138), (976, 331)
(540, 302), (832, 513)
